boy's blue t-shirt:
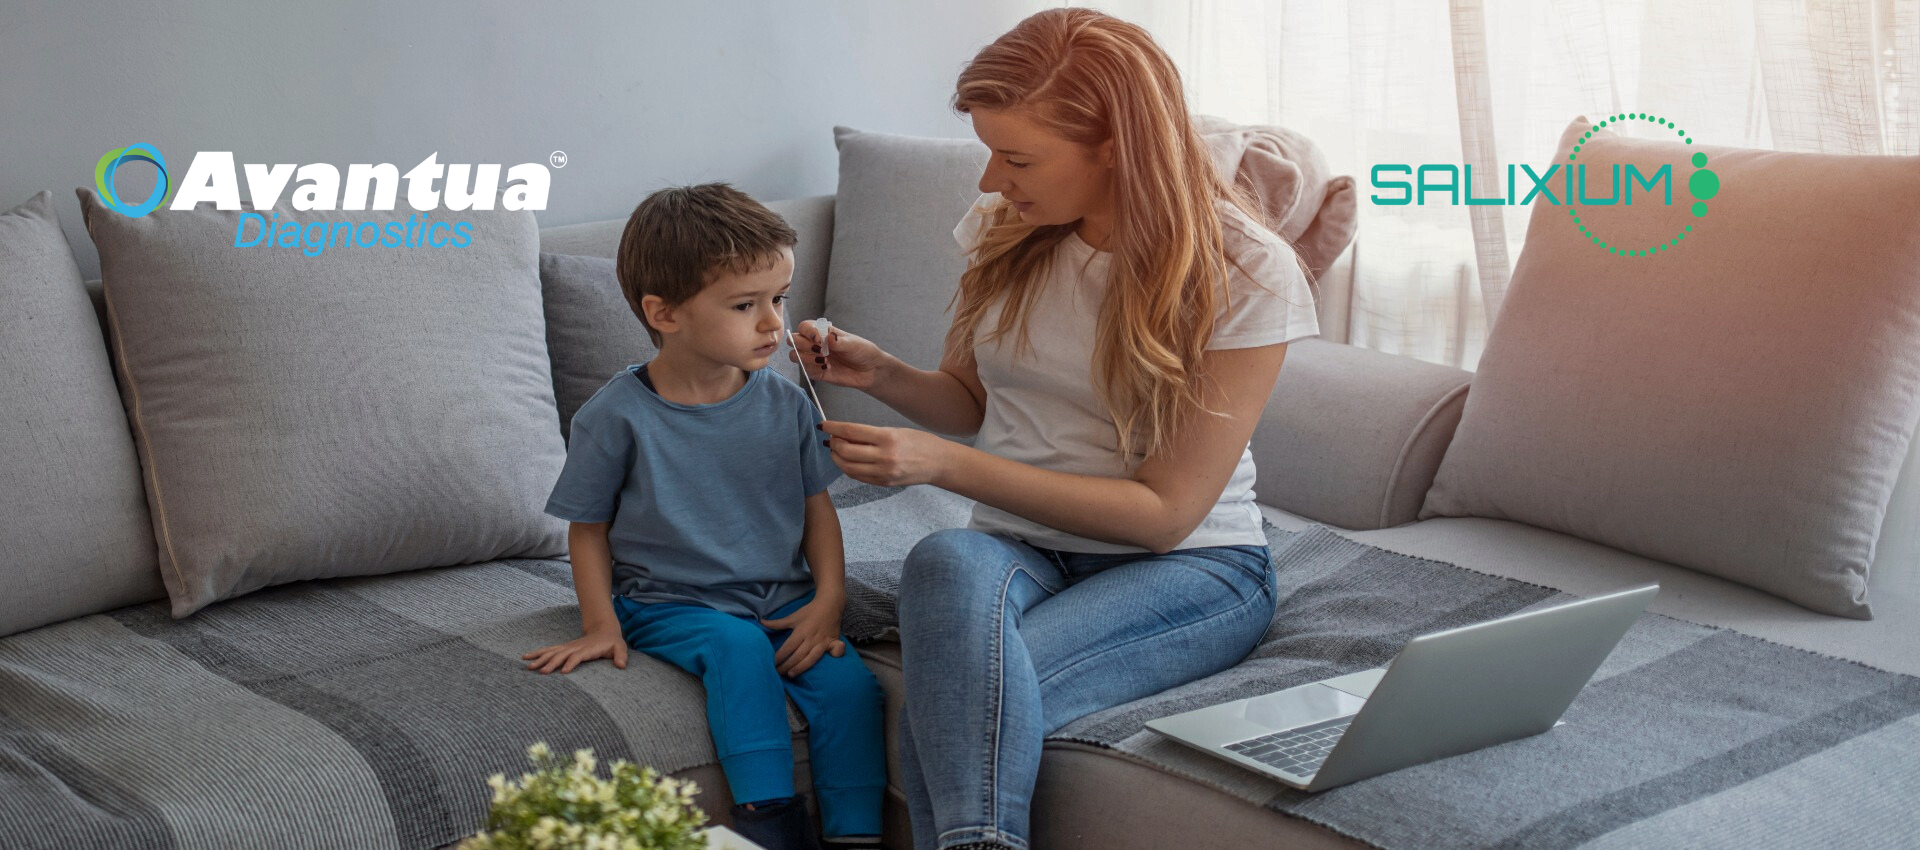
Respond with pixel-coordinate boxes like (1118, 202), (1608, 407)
(544, 363), (840, 619)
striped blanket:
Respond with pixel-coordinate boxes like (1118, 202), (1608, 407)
(4, 482), (1915, 848)
(0, 479), (966, 850)
(1052, 524), (1920, 849)
(842, 490), (1920, 848)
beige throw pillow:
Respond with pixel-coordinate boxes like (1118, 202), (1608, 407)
(1420, 117), (1920, 618)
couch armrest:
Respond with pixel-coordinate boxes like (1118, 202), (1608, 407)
(1252, 339), (1471, 530)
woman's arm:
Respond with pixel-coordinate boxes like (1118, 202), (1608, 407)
(866, 345), (986, 437)
(825, 341), (1290, 554)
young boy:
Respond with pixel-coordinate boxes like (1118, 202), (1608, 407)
(522, 183), (884, 850)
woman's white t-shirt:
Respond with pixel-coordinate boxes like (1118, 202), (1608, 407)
(954, 193), (1321, 553)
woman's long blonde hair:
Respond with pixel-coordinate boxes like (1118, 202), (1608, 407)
(952, 7), (1245, 463)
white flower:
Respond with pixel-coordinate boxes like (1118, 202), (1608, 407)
(477, 743), (706, 848)
(531, 816), (561, 841)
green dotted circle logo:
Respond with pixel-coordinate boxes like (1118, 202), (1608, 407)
(1566, 112), (1717, 257)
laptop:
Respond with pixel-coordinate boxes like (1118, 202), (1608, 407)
(1145, 583), (1658, 791)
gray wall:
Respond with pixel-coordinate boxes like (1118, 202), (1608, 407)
(1, 0), (1049, 278)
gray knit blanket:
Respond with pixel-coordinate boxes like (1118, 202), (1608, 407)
(844, 492), (1920, 849)
(0, 477), (964, 850)
(4, 481), (1916, 849)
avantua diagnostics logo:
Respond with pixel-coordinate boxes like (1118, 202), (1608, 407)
(1370, 112), (1724, 258)
(90, 146), (553, 256)
(94, 144), (174, 218)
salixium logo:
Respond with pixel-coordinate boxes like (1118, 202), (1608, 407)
(91, 145), (553, 257)
(1370, 112), (1722, 257)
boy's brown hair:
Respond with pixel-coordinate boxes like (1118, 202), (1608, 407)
(615, 182), (798, 346)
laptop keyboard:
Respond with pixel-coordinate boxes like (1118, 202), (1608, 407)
(1224, 715), (1354, 777)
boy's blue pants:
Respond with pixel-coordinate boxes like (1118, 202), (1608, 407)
(613, 591), (885, 838)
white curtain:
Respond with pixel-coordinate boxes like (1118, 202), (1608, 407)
(1097, 0), (1919, 370)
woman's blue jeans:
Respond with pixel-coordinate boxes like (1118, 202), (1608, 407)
(894, 529), (1275, 850)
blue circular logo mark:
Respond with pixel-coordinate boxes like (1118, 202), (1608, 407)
(93, 144), (172, 218)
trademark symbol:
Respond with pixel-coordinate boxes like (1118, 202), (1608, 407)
(550, 151), (568, 169)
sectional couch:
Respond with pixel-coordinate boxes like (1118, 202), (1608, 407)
(3, 117), (1917, 850)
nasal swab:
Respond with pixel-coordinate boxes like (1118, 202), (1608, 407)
(782, 304), (828, 422)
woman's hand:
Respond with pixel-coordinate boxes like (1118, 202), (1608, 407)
(822, 421), (958, 488)
(760, 594), (848, 678)
(523, 625), (629, 674)
(790, 321), (890, 391)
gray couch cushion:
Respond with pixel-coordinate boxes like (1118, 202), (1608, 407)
(1032, 743), (1366, 850)
(79, 188), (567, 617)
(0, 191), (163, 637)
(538, 252), (656, 439)
(823, 127), (991, 430)
(1418, 117), (1920, 619)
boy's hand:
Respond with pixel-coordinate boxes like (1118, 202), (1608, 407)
(761, 595), (849, 678)
(523, 625), (629, 674)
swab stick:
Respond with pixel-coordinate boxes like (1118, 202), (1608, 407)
(782, 305), (828, 422)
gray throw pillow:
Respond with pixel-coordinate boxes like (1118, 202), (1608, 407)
(0, 191), (163, 636)
(822, 127), (991, 430)
(1419, 117), (1920, 619)
(539, 252), (657, 440)
(79, 188), (568, 617)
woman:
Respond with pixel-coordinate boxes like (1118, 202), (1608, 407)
(794, 9), (1319, 850)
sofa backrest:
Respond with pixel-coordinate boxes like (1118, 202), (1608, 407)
(528, 194), (1476, 540)
(532, 181), (1920, 608)
(529, 124), (1397, 532)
